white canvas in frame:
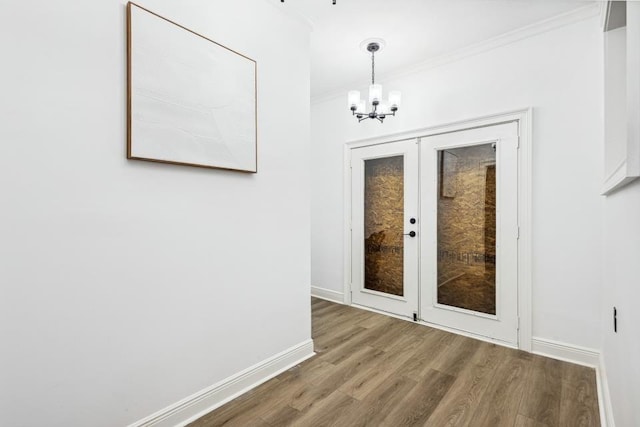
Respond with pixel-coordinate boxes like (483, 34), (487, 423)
(127, 3), (257, 172)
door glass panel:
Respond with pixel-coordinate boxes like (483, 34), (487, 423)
(364, 156), (404, 296)
(437, 143), (496, 314)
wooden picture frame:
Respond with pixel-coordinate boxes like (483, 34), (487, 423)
(127, 2), (258, 173)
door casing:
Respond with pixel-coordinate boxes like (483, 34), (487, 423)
(343, 109), (532, 351)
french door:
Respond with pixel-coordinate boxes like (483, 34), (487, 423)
(420, 123), (518, 344)
(350, 140), (419, 318)
(350, 123), (519, 345)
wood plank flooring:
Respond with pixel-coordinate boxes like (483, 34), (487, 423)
(189, 298), (600, 427)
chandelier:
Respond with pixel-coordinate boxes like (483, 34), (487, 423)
(348, 42), (401, 123)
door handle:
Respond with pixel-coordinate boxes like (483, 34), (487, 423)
(404, 231), (416, 237)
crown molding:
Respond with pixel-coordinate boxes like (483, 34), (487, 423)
(259, 0), (315, 30)
(311, 3), (600, 105)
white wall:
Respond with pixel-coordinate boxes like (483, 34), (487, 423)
(0, 1), (311, 426)
(602, 179), (640, 426)
(311, 16), (604, 349)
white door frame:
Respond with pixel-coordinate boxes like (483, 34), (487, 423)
(343, 108), (532, 351)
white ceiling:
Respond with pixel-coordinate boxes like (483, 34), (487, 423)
(281, 0), (597, 99)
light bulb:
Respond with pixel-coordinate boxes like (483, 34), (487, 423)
(369, 84), (382, 104)
(348, 90), (361, 109)
(388, 91), (401, 109)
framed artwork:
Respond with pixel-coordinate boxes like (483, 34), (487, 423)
(127, 2), (258, 172)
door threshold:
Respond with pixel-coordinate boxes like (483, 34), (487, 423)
(350, 303), (414, 322)
(350, 302), (519, 350)
(417, 318), (519, 350)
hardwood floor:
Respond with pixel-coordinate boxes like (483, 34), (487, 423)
(189, 298), (600, 427)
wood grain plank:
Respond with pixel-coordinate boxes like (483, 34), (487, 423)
(423, 341), (504, 426)
(188, 377), (284, 426)
(380, 368), (456, 426)
(289, 390), (359, 427)
(429, 334), (483, 377)
(514, 414), (549, 427)
(367, 318), (416, 351)
(473, 351), (531, 426)
(278, 360), (338, 386)
(394, 329), (451, 379)
(355, 309), (397, 329)
(313, 323), (367, 354)
(288, 345), (381, 411)
(317, 321), (391, 365)
(259, 405), (301, 426)
(338, 333), (424, 400)
(518, 355), (563, 426)
(333, 374), (418, 427)
(189, 300), (600, 427)
(559, 364), (600, 427)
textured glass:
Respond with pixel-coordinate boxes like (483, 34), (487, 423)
(364, 156), (404, 296)
(437, 144), (496, 314)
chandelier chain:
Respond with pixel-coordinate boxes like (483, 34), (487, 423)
(371, 51), (375, 85)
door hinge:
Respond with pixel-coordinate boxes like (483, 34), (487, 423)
(413, 312), (418, 322)
(517, 136), (520, 148)
(517, 317), (521, 331)
(516, 226), (520, 239)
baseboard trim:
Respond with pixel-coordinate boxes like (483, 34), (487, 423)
(128, 339), (315, 427)
(596, 353), (616, 427)
(531, 337), (599, 367)
(311, 286), (344, 304)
